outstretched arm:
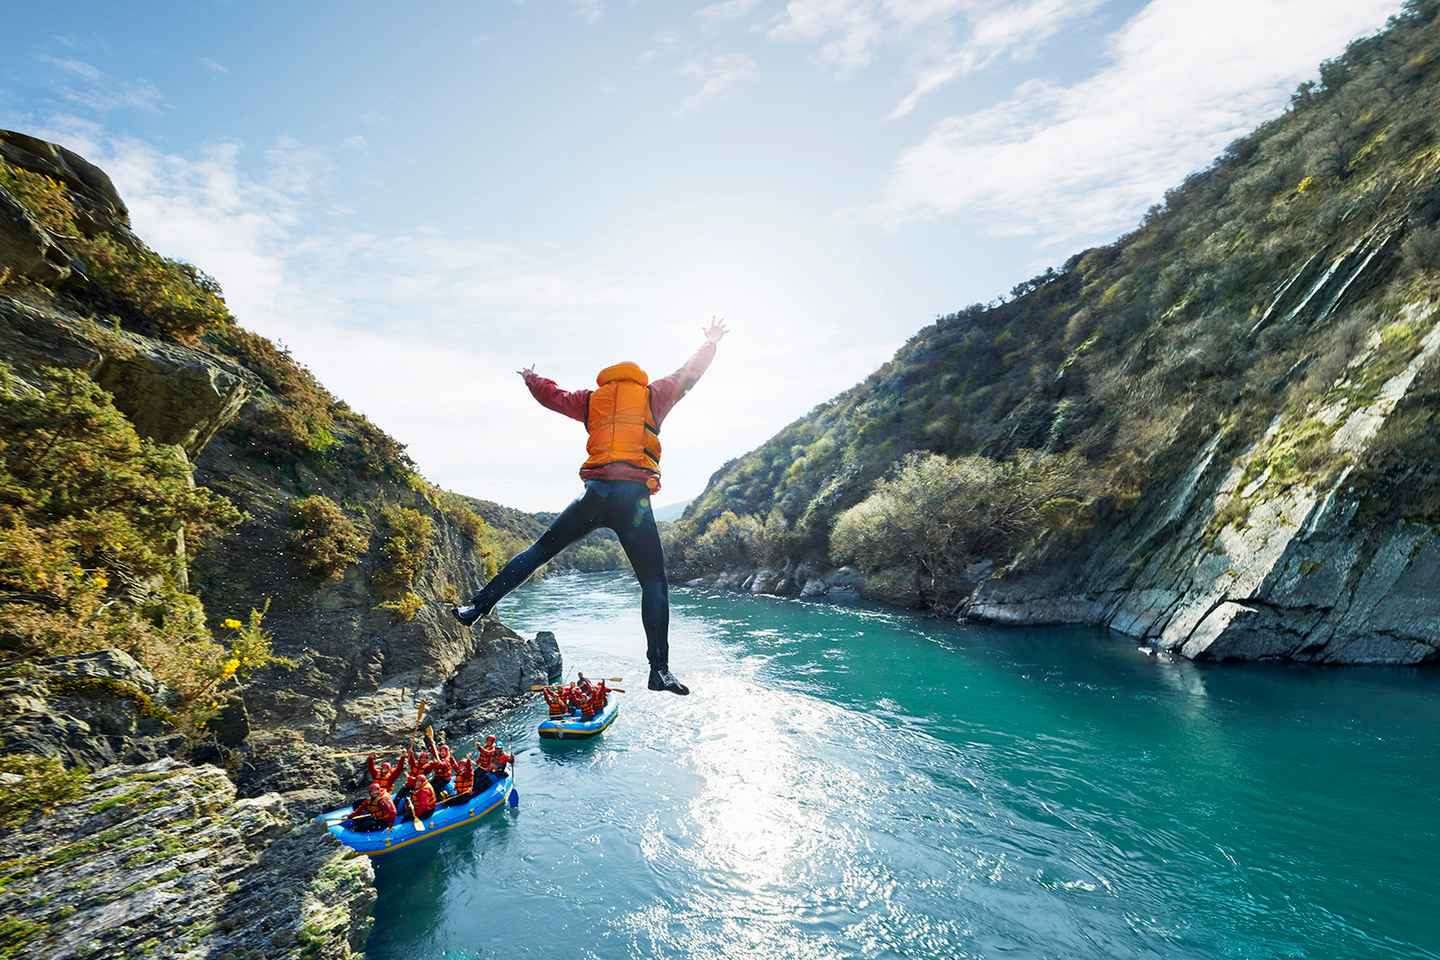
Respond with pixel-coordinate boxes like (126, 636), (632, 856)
(519, 364), (590, 423)
(650, 317), (727, 425)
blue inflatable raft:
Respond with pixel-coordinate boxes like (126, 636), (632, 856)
(315, 774), (513, 856)
(538, 699), (619, 739)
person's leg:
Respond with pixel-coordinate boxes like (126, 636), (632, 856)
(608, 484), (688, 695)
(456, 486), (604, 624)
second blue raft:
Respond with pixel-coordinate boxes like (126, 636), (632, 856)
(538, 699), (619, 739)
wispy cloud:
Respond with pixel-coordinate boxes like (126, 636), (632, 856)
(263, 136), (335, 196)
(876, 0), (1402, 242)
(767, 0), (885, 71)
(889, 0), (1106, 118)
(699, 0), (763, 24)
(42, 56), (104, 82)
(575, 0), (604, 24)
(641, 27), (682, 61)
(342, 134), (368, 149)
(679, 53), (759, 112)
(764, 0), (1102, 114)
(200, 57), (230, 75)
(38, 55), (165, 113)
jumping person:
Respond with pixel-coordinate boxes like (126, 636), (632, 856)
(453, 318), (730, 696)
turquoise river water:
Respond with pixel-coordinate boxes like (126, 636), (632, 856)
(366, 572), (1440, 960)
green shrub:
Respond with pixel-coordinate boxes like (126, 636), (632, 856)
(290, 495), (366, 581)
(206, 326), (339, 457)
(0, 158), (231, 344)
(566, 535), (630, 572)
(830, 451), (1090, 609)
(188, 601), (294, 728)
(77, 234), (231, 344)
(1403, 220), (1440, 273)
(376, 505), (432, 596)
(0, 753), (87, 829)
(0, 159), (80, 236)
(407, 482), (505, 579)
(0, 362), (243, 704)
(690, 511), (764, 570)
(379, 590), (424, 621)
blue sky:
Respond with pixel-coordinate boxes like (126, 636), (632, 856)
(2, 0), (1402, 511)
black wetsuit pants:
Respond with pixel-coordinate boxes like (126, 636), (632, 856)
(466, 479), (671, 670)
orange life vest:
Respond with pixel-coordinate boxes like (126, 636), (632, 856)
(583, 363), (661, 478)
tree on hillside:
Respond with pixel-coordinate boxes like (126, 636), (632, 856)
(830, 451), (1090, 610)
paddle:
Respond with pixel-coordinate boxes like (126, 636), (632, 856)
(530, 677), (622, 689)
(508, 753), (519, 808)
(326, 749), (391, 759)
(410, 698), (429, 747)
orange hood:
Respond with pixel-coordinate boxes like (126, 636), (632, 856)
(596, 362), (649, 387)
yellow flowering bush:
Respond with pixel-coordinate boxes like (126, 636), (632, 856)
(181, 601), (294, 730)
(0, 361), (243, 722)
(379, 590), (424, 622)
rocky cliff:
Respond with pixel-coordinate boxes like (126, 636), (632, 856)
(0, 130), (561, 958)
(675, 3), (1440, 665)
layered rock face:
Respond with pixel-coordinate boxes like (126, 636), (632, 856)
(0, 651), (182, 768)
(967, 299), (1440, 663)
(0, 759), (374, 960)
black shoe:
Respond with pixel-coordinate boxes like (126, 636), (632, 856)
(452, 603), (483, 627)
(648, 668), (690, 695)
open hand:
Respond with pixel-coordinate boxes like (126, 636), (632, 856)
(517, 364), (535, 378)
(703, 316), (729, 345)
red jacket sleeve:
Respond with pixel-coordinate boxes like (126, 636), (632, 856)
(523, 372), (591, 423)
(366, 755), (380, 782)
(649, 342), (716, 427)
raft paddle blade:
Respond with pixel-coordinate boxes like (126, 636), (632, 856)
(508, 786), (519, 808)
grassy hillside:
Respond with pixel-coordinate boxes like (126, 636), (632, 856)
(673, 1), (1440, 610)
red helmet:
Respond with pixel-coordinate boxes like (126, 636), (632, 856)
(484, 735), (497, 747)
(368, 783), (383, 795)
